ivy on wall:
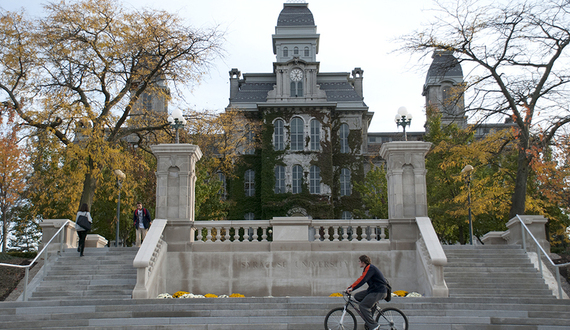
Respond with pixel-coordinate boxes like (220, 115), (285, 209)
(226, 107), (369, 220)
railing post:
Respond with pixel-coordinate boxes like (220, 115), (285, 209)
(23, 267), (29, 302)
(521, 226), (527, 251)
(537, 244), (543, 277)
(555, 268), (563, 299)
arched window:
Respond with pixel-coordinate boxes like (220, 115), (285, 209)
(292, 165), (303, 194)
(290, 117), (304, 151)
(244, 125), (255, 155)
(310, 165), (320, 194)
(341, 211), (352, 220)
(244, 169), (255, 197)
(310, 119), (320, 151)
(273, 119), (284, 151)
(340, 123), (350, 153)
(283, 47), (288, 57)
(294, 47), (299, 55)
(304, 47), (309, 57)
(274, 165), (286, 194)
(340, 168), (351, 196)
(291, 81), (303, 97)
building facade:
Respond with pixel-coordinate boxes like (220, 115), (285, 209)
(225, 2), (373, 220)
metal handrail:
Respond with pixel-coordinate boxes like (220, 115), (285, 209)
(0, 219), (71, 301)
(516, 215), (570, 299)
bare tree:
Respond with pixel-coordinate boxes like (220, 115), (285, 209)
(0, 0), (223, 208)
(399, 0), (570, 218)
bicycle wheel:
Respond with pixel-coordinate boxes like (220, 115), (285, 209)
(324, 307), (357, 330)
(375, 307), (408, 330)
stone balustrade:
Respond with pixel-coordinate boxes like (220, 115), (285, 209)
(191, 218), (390, 243)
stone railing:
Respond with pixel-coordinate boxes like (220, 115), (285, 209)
(416, 217), (448, 297)
(132, 219), (168, 299)
(192, 218), (390, 243)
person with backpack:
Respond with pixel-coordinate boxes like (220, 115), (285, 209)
(346, 255), (389, 330)
(133, 202), (152, 247)
(75, 203), (93, 257)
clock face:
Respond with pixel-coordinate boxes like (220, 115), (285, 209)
(290, 68), (303, 82)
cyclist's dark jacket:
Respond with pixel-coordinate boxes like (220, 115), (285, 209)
(348, 264), (387, 293)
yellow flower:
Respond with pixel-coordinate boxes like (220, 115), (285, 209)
(172, 291), (189, 298)
(329, 292), (343, 297)
(229, 293), (245, 298)
(393, 290), (408, 297)
(204, 293), (218, 298)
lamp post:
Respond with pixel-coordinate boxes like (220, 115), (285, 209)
(461, 165), (474, 245)
(167, 109), (187, 143)
(114, 169), (126, 247)
(394, 106), (413, 141)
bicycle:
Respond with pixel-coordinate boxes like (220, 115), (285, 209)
(324, 291), (408, 330)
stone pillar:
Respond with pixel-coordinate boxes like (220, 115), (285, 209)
(39, 219), (77, 253)
(506, 215), (550, 253)
(270, 217), (312, 250)
(379, 141), (432, 249)
(151, 144), (202, 251)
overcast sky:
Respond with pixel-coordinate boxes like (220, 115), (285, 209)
(2, 0), (436, 133)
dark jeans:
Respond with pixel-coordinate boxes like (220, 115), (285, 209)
(78, 230), (89, 255)
(355, 290), (386, 329)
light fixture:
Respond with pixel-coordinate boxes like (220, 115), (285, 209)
(461, 164), (474, 245)
(394, 106), (413, 141)
(113, 169), (126, 247)
(167, 109), (186, 143)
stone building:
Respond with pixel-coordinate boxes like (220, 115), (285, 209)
(225, 2), (372, 220)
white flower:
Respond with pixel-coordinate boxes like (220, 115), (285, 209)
(218, 295), (229, 298)
(406, 292), (422, 297)
(157, 293), (173, 299)
(180, 293), (205, 298)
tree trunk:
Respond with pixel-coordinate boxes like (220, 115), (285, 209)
(508, 146), (530, 219)
(1, 211), (7, 253)
(79, 157), (98, 210)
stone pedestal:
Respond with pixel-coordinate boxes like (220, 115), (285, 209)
(270, 217), (312, 251)
(151, 144), (202, 251)
(506, 215), (550, 253)
(379, 141), (432, 249)
(39, 219), (76, 253)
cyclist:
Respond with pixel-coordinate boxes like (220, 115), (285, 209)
(346, 255), (388, 330)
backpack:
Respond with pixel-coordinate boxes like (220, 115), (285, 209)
(384, 281), (392, 302)
(77, 215), (91, 231)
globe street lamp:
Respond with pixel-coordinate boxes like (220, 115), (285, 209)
(461, 164), (474, 245)
(167, 109), (186, 143)
(395, 106), (413, 141)
(113, 169), (126, 247)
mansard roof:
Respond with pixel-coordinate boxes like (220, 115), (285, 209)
(425, 51), (463, 86)
(277, 3), (315, 27)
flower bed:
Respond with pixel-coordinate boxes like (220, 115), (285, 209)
(157, 292), (244, 299)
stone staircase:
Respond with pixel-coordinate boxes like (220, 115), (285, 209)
(0, 245), (568, 329)
(27, 247), (138, 301)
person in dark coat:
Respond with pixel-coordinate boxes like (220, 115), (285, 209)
(75, 203), (93, 257)
(346, 255), (388, 330)
(133, 202), (151, 247)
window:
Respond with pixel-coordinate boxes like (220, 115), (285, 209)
(217, 171), (227, 199)
(310, 119), (320, 151)
(245, 126), (255, 155)
(340, 123), (350, 153)
(310, 165), (320, 194)
(142, 93), (152, 112)
(291, 81), (303, 97)
(294, 47), (299, 55)
(273, 119), (284, 151)
(304, 47), (309, 57)
(290, 117), (304, 151)
(292, 165), (303, 194)
(274, 165), (286, 194)
(244, 212), (254, 220)
(340, 168), (351, 196)
(341, 211), (352, 220)
(283, 47), (288, 57)
(244, 169), (255, 197)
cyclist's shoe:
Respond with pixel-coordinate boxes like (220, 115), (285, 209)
(371, 326), (380, 330)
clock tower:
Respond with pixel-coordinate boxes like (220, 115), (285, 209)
(267, 2), (327, 102)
